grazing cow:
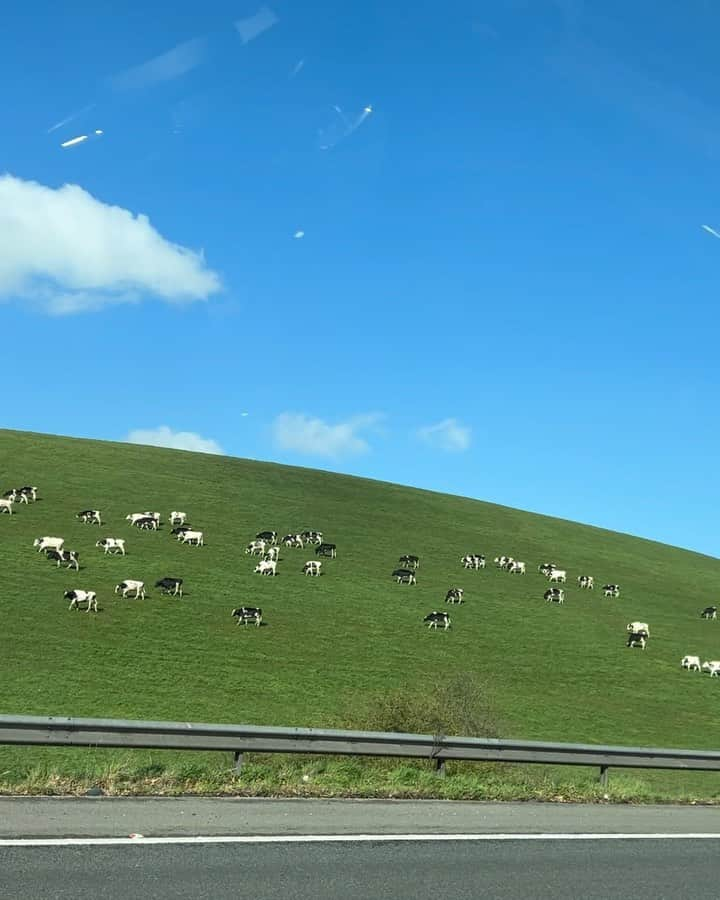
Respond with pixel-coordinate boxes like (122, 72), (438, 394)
(155, 577), (183, 597)
(399, 555), (420, 570)
(701, 606), (718, 619)
(64, 589), (98, 612)
(703, 661), (720, 677)
(392, 568), (417, 585)
(245, 540), (266, 555)
(494, 556), (514, 570)
(539, 563), (558, 576)
(424, 611), (451, 630)
(33, 536), (64, 554)
(508, 561), (526, 575)
(77, 509), (102, 525)
(256, 531), (277, 545)
(232, 606), (263, 627)
(169, 512), (187, 526)
(126, 513), (149, 526)
(143, 512), (161, 523)
(578, 575), (594, 590)
(170, 525), (193, 536)
(20, 486), (37, 502)
(282, 533), (304, 548)
(681, 655), (701, 671)
(134, 516), (158, 531)
(179, 530), (204, 547)
(303, 560), (322, 576)
(316, 543), (337, 558)
(5, 487), (29, 504)
(115, 580), (145, 599)
(96, 537), (126, 556)
(544, 588), (565, 604)
(46, 549), (80, 571)
(263, 546), (280, 562)
(300, 530), (323, 545)
(603, 584), (620, 598)
(626, 631), (648, 649)
(0, 497), (13, 515)
(445, 588), (464, 605)
(461, 554), (485, 570)
(254, 560), (277, 576)
(627, 622), (650, 637)
(547, 569), (567, 583)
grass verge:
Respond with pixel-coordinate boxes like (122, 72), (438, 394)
(2, 755), (720, 804)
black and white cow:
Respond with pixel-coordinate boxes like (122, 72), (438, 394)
(170, 525), (193, 536)
(19, 486), (37, 502)
(115, 580), (145, 599)
(300, 530), (323, 545)
(281, 533), (304, 548)
(494, 556), (515, 570)
(135, 516), (159, 531)
(544, 588), (564, 604)
(316, 543), (337, 558)
(64, 589), (98, 612)
(547, 568), (567, 583)
(155, 577), (183, 597)
(96, 537), (126, 555)
(256, 531), (277, 545)
(603, 584), (620, 598)
(245, 540), (267, 556)
(232, 606), (263, 627)
(626, 629), (649, 650)
(77, 510), (102, 525)
(701, 606), (717, 619)
(538, 562), (558, 576)
(578, 575), (594, 590)
(392, 568), (417, 585)
(399, 555), (420, 570)
(461, 554), (486, 570)
(303, 560), (322, 576)
(46, 549), (80, 571)
(445, 588), (464, 604)
(424, 611), (451, 630)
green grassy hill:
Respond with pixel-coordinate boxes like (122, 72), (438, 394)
(1, 427), (719, 763)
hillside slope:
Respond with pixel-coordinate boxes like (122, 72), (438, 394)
(1, 428), (719, 752)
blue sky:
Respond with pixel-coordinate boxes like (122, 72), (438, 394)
(1, 0), (718, 555)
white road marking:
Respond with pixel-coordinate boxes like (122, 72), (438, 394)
(2, 833), (720, 847)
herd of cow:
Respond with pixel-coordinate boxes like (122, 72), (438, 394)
(2, 491), (191, 612)
(3, 484), (717, 653)
(389, 553), (628, 634)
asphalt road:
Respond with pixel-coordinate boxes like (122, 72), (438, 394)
(2, 797), (720, 838)
(3, 840), (720, 900)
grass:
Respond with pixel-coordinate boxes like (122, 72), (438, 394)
(2, 427), (720, 799)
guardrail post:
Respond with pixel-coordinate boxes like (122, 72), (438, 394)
(233, 752), (244, 774)
(599, 765), (609, 788)
(435, 758), (446, 778)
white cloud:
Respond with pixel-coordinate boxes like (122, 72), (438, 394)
(417, 418), (471, 452)
(125, 426), (224, 455)
(111, 37), (207, 91)
(273, 413), (381, 459)
(0, 175), (221, 314)
(234, 6), (279, 44)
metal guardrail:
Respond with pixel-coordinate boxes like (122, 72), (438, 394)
(3, 714), (720, 786)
